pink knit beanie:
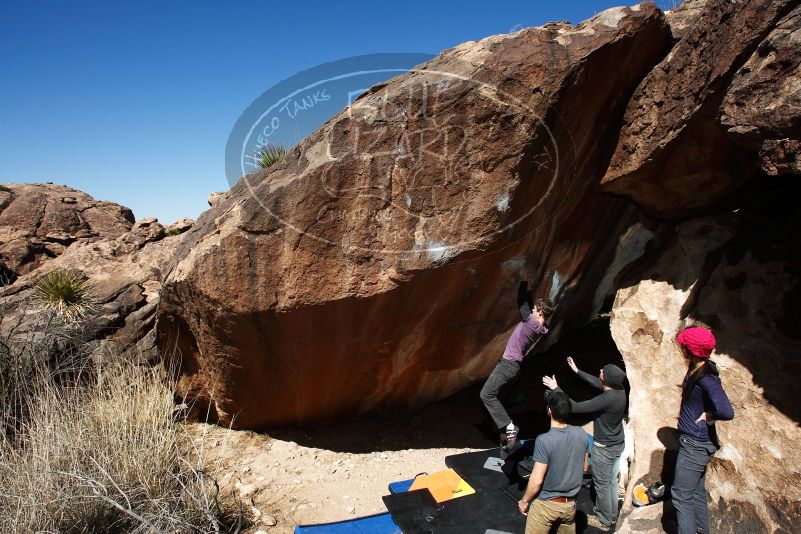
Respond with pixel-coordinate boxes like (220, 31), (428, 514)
(677, 327), (716, 358)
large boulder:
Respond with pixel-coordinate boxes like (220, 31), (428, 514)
(720, 4), (801, 174)
(612, 181), (801, 533)
(157, 3), (671, 429)
(600, 0), (800, 218)
(0, 183), (134, 281)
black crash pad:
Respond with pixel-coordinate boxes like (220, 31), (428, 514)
(382, 489), (439, 533)
(382, 486), (525, 534)
(443, 448), (615, 534)
(445, 448), (512, 492)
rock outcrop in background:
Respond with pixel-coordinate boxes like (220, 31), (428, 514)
(0, 183), (134, 282)
(0, 184), (193, 360)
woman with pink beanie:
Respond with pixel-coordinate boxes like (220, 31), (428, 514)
(672, 326), (734, 534)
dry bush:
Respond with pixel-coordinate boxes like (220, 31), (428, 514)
(0, 356), (249, 533)
(0, 272), (250, 532)
(0, 288), (249, 534)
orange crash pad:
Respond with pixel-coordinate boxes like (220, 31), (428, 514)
(409, 468), (475, 503)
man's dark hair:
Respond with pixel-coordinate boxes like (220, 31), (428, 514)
(535, 298), (554, 319)
(546, 390), (572, 423)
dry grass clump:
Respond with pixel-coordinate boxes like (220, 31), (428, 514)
(0, 353), (248, 532)
(0, 273), (249, 532)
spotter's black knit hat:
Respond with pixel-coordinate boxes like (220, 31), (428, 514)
(602, 364), (627, 388)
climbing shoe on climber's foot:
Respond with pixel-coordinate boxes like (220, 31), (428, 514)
(505, 422), (520, 447)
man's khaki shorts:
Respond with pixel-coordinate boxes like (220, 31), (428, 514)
(525, 498), (577, 534)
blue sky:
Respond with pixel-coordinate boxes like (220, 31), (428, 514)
(0, 1), (678, 223)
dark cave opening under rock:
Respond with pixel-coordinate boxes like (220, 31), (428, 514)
(500, 317), (629, 441)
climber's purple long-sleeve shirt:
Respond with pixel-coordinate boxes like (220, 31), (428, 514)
(678, 371), (734, 442)
(502, 287), (548, 362)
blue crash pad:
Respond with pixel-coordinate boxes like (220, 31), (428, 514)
(294, 512), (401, 533)
(388, 478), (415, 494)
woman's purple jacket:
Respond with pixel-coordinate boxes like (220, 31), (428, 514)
(678, 370), (734, 442)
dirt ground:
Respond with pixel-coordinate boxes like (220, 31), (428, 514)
(189, 382), (590, 533)
(188, 323), (617, 533)
(188, 382), (499, 533)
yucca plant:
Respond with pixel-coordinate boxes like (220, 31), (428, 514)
(256, 143), (288, 169)
(33, 269), (95, 323)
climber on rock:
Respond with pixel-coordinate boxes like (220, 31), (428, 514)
(480, 280), (553, 450)
(672, 326), (734, 534)
(542, 359), (627, 531)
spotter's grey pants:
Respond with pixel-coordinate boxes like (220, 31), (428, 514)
(591, 441), (624, 528)
(672, 433), (717, 534)
(479, 359), (521, 431)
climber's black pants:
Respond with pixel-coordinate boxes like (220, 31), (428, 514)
(479, 359), (521, 432)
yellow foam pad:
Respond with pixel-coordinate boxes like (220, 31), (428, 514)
(409, 468), (475, 503)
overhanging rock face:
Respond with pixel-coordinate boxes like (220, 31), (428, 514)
(600, 0), (800, 218)
(157, 3), (670, 429)
(721, 4), (801, 176)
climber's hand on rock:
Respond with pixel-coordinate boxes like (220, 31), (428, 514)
(567, 356), (578, 373)
(542, 375), (558, 390)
